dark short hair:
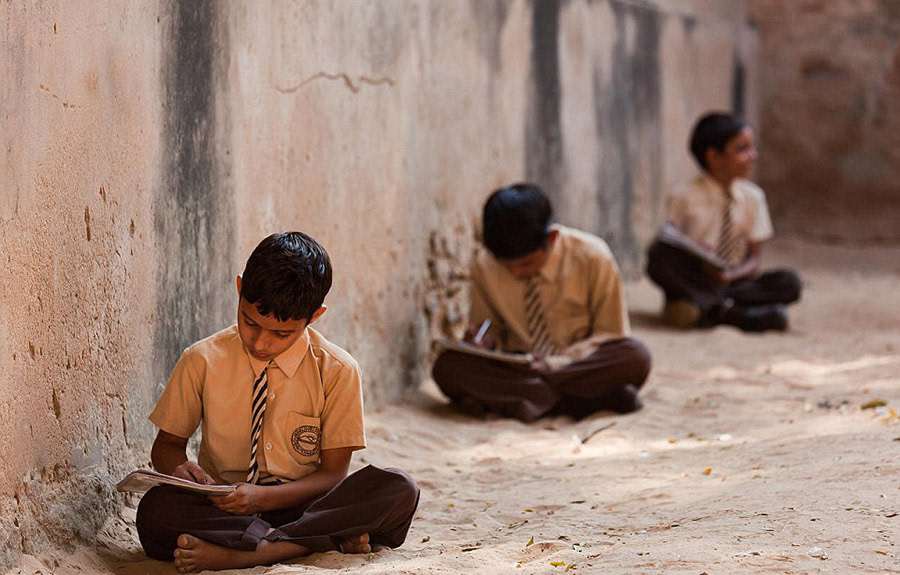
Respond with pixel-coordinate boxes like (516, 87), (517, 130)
(689, 112), (748, 170)
(482, 183), (553, 260)
(240, 232), (332, 322)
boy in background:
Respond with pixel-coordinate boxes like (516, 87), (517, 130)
(646, 112), (802, 331)
(432, 183), (651, 422)
(136, 232), (419, 573)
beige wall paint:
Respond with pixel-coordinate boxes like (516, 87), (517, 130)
(0, 0), (750, 565)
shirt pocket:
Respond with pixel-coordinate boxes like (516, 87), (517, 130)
(557, 315), (591, 348)
(282, 412), (321, 465)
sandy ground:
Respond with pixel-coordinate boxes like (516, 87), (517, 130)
(6, 237), (900, 574)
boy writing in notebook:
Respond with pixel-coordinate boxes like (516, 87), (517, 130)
(136, 232), (419, 573)
(646, 112), (802, 331)
(432, 183), (652, 422)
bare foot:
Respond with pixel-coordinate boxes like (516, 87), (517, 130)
(173, 534), (308, 573)
(339, 532), (372, 554)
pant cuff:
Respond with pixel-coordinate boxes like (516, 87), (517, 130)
(239, 516), (272, 551)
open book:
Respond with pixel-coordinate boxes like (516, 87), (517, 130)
(657, 223), (729, 270)
(116, 469), (236, 496)
(436, 337), (534, 365)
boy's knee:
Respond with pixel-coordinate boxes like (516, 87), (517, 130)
(136, 487), (177, 561)
(620, 338), (652, 387)
(383, 467), (420, 511)
(784, 270), (803, 302)
(431, 351), (466, 396)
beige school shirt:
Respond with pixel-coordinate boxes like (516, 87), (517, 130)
(469, 224), (630, 371)
(667, 173), (774, 260)
(150, 325), (366, 485)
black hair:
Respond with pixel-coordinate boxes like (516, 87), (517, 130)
(482, 183), (553, 260)
(689, 112), (748, 170)
(240, 231), (332, 322)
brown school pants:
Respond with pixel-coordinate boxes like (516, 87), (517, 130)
(432, 337), (652, 422)
(646, 239), (802, 321)
(136, 465), (419, 560)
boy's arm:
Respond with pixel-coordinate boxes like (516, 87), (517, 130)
(150, 429), (216, 484)
(718, 241), (762, 284)
(539, 254), (629, 372)
(209, 447), (353, 515)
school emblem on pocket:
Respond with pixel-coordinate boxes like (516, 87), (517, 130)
(291, 425), (320, 456)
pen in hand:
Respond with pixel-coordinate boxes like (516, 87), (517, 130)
(473, 319), (491, 345)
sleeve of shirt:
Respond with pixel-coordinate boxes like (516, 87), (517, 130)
(546, 248), (631, 371)
(319, 357), (366, 451)
(149, 347), (204, 439)
(666, 188), (690, 231)
(749, 186), (775, 243)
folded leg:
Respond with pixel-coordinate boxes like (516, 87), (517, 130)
(431, 350), (560, 422)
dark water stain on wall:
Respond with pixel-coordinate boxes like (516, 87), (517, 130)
(732, 53), (746, 118)
(526, 0), (565, 203)
(468, 0), (509, 76)
(593, 0), (661, 274)
(154, 0), (234, 385)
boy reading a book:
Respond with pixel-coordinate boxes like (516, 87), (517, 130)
(432, 183), (652, 422)
(136, 232), (419, 573)
(646, 112), (802, 331)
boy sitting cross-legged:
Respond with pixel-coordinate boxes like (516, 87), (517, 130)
(136, 231), (419, 573)
(646, 112), (802, 331)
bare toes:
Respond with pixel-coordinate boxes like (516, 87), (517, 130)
(177, 533), (198, 549)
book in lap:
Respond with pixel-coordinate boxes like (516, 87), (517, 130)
(658, 223), (728, 270)
(116, 469), (236, 495)
(436, 337), (534, 365)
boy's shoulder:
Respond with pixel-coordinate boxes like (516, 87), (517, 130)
(183, 324), (243, 360)
(732, 178), (766, 201)
(674, 173), (718, 200)
(306, 327), (360, 372)
(555, 224), (612, 255)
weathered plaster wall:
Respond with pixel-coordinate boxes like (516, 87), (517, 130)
(0, 0), (752, 566)
(749, 0), (900, 242)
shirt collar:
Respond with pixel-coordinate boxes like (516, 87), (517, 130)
(536, 224), (563, 283)
(698, 171), (736, 200)
(246, 326), (311, 379)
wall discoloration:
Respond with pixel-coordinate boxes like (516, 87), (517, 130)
(154, 0), (235, 382)
(1, 1), (751, 567)
(526, 0), (565, 203)
(593, 1), (662, 273)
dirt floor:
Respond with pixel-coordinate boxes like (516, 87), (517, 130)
(5, 237), (900, 574)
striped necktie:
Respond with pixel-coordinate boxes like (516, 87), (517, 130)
(247, 361), (272, 484)
(717, 195), (742, 267)
(524, 277), (556, 358)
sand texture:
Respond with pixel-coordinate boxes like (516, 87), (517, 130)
(5, 238), (899, 574)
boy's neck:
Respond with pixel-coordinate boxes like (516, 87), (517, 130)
(706, 170), (734, 192)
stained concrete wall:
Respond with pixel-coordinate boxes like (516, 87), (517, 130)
(749, 0), (900, 242)
(0, 0), (752, 566)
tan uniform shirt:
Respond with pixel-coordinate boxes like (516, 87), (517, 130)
(469, 224), (630, 371)
(667, 173), (774, 261)
(150, 325), (366, 485)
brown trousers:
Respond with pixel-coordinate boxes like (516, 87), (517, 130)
(136, 465), (419, 560)
(432, 337), (652, 422)
(646, 239), (802, 320)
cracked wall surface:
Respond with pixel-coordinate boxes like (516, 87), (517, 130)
(0, 0), (751, 567)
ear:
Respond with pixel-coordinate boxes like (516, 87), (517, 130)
(306, 305), (327, 326)
(235, 275), (242, 297)
(546, 228), (560, 249)
(705, 147), (722, 171)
